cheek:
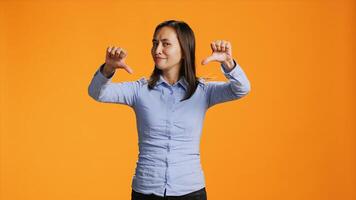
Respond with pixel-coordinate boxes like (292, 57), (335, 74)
(165, 48), (181, 59)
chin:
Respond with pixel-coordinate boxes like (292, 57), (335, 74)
(155, 64), (167, 70)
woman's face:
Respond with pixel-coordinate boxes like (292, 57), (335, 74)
(151, 26), (183, 72)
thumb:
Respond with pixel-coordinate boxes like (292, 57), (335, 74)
(121, 63), (134, 74)
(201, 55), (215, 65)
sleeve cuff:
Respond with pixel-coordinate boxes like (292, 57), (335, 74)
(220, 59), (241, 79)
(221, 59), (237, 73)
(95, 63), (115, 80)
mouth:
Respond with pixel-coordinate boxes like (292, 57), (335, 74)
(154, 57), (166, 61)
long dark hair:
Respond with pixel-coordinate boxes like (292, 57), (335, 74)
(148, 20), (199, 102)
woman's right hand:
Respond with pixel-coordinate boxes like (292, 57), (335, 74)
(104, 46), (133, 74)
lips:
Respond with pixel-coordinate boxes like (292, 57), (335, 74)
(154, 57), (166, 61)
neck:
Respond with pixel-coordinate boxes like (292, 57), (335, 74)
(161, 67), (180, 85)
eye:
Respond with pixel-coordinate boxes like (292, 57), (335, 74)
(163, 43), (170, 47)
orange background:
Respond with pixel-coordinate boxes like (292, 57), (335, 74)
(1, 0), (355, 199)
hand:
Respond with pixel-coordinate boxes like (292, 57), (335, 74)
(104, 46), (133, 74)
(201, 40), (235, 70)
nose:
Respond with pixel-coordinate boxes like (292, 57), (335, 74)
(153, 43), (163, 55)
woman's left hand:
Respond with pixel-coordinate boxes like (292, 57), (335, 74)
(201, 40), (235, 71)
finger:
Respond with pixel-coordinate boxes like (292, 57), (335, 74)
(216, 40), (222, 51)
(115, 48), (122, 58)
(110, 47), (118, 57)
(107, 46), (113, 58)
(201, 55), (215, 65)
(210, 42), (217, 52)
(221, 40), (227, 52)
(226, 41), (231, 50)
(119, 49), (127, 59)
(226, 41), (232, 55)
(107, 46), (113, 53)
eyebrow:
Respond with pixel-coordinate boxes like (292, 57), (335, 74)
(152, 38), (171, 42)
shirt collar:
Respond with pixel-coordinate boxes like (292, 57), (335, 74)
(156, 75), (188, 91)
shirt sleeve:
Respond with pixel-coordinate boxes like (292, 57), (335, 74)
(87, 63), (142, 107)
(206, 59), (251, 109)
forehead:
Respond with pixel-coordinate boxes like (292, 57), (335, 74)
(153, 26), (178, 41)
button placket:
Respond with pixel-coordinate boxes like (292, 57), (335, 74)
(171, 88), (177, 112)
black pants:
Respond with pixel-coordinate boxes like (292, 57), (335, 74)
(131, 187), (207, 200)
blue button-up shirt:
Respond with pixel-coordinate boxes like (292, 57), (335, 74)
(88, 60), (251, 197)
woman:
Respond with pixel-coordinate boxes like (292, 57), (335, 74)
(88, 20), (251, 200)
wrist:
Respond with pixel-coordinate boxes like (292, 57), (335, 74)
(102, 64), (115, 78)
(221, 58), (235, 71)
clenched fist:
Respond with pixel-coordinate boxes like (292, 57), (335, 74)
(201, 40), (235, 71)
(103, 46), (133, 77)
